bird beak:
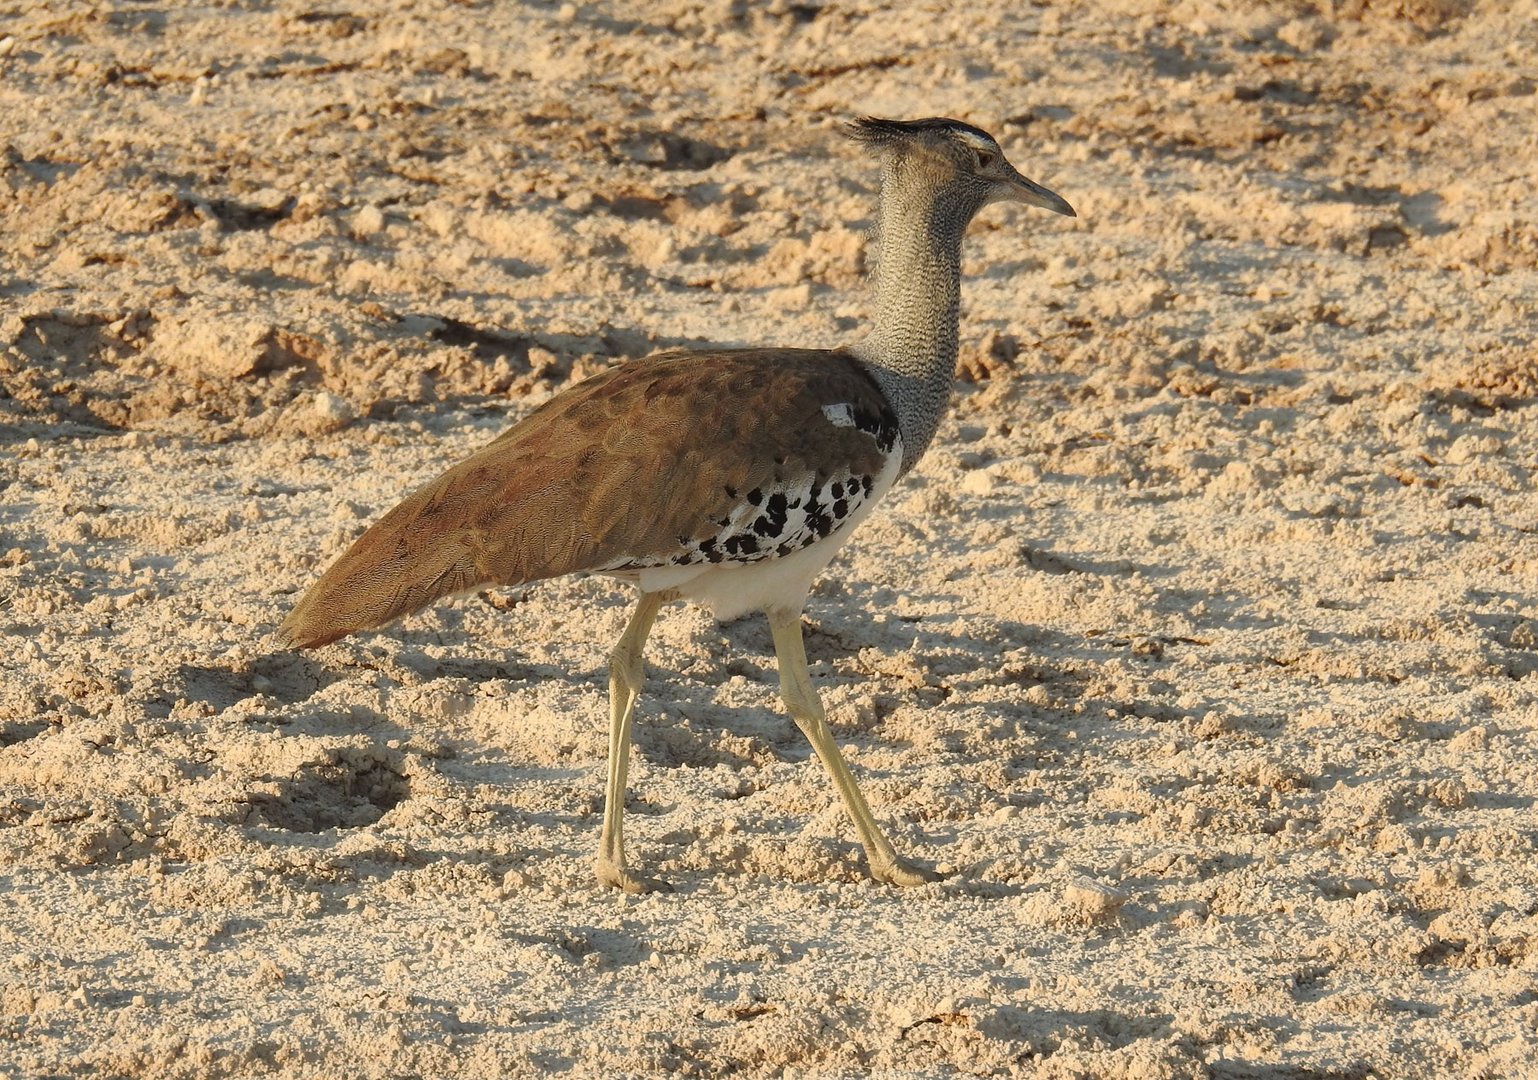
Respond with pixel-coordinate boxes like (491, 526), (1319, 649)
(1004, 167), (1076, 217)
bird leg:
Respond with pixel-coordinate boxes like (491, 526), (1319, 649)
(595, 591), (669, 894)
(766, 607), (939, 887)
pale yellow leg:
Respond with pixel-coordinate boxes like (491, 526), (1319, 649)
(595, 591), (668, 894)
(767, 607), (940, 887)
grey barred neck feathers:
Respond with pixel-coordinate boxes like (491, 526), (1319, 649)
(855, 155), (973, 476)
(846, 116), (1072, 476)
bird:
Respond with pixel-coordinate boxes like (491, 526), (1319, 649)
(278, 116), (1076, 893)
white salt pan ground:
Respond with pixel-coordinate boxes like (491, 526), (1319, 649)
(2, 1), (1537, 1076)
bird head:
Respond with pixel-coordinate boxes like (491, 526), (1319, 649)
(845, 116), (1076, 218)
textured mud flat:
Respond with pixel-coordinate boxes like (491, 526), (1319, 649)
(2, 1), (1537, 1077)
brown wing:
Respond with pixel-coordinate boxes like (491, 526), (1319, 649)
(277, 348), (898, 648)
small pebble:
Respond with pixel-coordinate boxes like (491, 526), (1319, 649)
(312, 391), (357, 430)
(353, 204), (385, 236)
(1062, 876), (1128, 924)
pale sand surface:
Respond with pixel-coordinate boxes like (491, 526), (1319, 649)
(3, 1), (1538, 1076)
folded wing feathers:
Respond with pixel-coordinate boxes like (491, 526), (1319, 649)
(278, 349), (894, 649)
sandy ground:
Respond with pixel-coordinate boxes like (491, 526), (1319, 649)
(3, 0), (1538, 1076)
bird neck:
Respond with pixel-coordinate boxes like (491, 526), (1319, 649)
(852, 168), (980, 476)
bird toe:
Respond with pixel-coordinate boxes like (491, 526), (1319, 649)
(596, 861), (674, 895)
(871, 858), (943, 888)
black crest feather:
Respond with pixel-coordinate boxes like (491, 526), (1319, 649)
(844, 116), (995, 149)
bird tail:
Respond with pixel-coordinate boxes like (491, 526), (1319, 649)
(276, 481), (492, 650)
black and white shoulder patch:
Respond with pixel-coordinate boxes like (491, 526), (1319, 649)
(822, 399), (900, 456)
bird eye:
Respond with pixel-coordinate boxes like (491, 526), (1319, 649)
(973, 148), (995, 169)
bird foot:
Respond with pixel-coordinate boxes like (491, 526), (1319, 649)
(870, 857), (943, 888)
(595, 859), (673, 895)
